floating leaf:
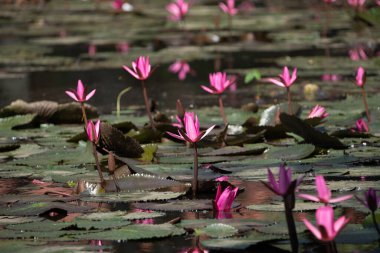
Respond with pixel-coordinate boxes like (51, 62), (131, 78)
(201, 145), (267, 157)
(246, 202), (323, 212)
(198, 223), (238, 238)
(80, 191), (186, 203)
(73, 223), (185, 240)
(265, 144), (315, 160)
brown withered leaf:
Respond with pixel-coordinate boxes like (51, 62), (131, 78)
(98, 122), (144, 158)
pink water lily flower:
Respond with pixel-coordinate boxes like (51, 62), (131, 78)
(219, 0), (239, 16)
(299, 175), (352, 204)
(65, 80), (96, 103)
(123, 56), (152, 80)
(349, 47), (367, 61)
(169, 60), (191, 80)
(355, 118), (369, 132)
(201, 72), (236, 94)
(308, 105), (329, 119)
(303, 206), (350, 242)
(347, 0), (366, 8)
(214, 184), (238, 211)
(262, 164), (303, 197)
(355, 66), (366, 87)
(268, 66), (297, 88)
(86, 120), (101, 144)
(167, 112), (215, 143)
(116, 42), (129, 54)
(112, 0), (123, 11)
(355, 188), (380, 213)
(166, 0), (189, 22)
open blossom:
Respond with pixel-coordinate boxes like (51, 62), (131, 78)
(86, 120), (101, 144)
(308, 105), (329, 119)
(112, 0), (123, 10)
(355, 66), (366, 87)
(214, 184), (238, 211)
(303, 206), (350, 242)
(201, 72), (236, 94)
(299, 175), (352, 204)
(355, 188), (380, 213)
(349, 47), (367, 61)
(268, 66), (297, 88)
(262, 164), (303, 197)
(166, 0), (189, 22)
(123, 56), (152, 80)
(219, 0), (238, 16)
(65, 80), (96, 103)
(167, 112), (215, 143)
(347, 0), (366, 8)
(169, 60), (191, 80)
(116, 42), (129, 54)
(355, 118), (369, 132)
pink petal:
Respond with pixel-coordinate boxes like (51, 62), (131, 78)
(65, 91), (79, 102)
(290, 67), (297, 84)
(334, 216), (349, 234)
(298, 193), (320, 202)
(316, 206), (335, 240)
(200, 125), (216, 140)
(86, 89), (96, 101)
(219, 3), (229, 13)
(268, 78), (285, 87)
(303, 219), (322, 240)
(329, 194), (353, 203)
(201, 85), (217, 94)
(123, 65), (140, 79)
(267, 169), (279, 194)
(184, 113), (198, 142)
(279, 165), (290, 195)
(215, 184), (222, 203)
(166, 131), (185, 141)
(316, 176), (331, 203)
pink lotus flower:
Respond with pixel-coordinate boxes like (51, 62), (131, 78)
(299, 175), (352, 204)
(169, 60), (191, 80)
(355, 66), (366, 87)
(308, 105), (329, 119)
(268, 66), (297, 88)
(356, 188), (380, 213)
(321, 74), (342, 82)
(219, 0), (238, 16)
(88, 44), (97, 56)
(303, 206), (350, 242)
(214, 184), (238, 211)
(116, 42), (129, 54)
(347, 0), (366, 8)
(86, 120), (101, 144)
(167, 112), (215, 143)
(349, 47), (367, 61)
(166, 0), (189, 22)
(262, 164), (303, 197)
(355, 118), (369, 132)
(112, 0), (123, 10)
(65, 80), (96, 103)
(123, 56), (152, 81)
(201, 72), (236, 94)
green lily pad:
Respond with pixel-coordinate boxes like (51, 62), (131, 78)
(80, 191), (186, 203)
(265, 144), (315, 160)
(198, 223), (238, 238)
(73, 223), (185, 240)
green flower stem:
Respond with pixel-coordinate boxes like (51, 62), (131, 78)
(192, 143), (199, 198)
(141, 80), (156, 130)
(218, 95), (228, 126)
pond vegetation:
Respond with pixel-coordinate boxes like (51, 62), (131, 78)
(0, 0), (380, 252)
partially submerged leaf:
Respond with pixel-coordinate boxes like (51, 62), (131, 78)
(198, 223), (238, 238)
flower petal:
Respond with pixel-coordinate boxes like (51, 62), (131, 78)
(65, 91), (79, 102)
(86, 89), (96, 101)
(298, 193), (320, 202)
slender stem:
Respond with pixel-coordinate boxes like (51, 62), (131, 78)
(141, 80), (156, 130)
(192, 144), (198, 198)
(228, 15), (232, 31)
(286, 87), (293, 115)
(284, 195), (299, 253)
(361, 87), (371, 123)
(372, 211), (380, 235)
(80, 103), (88, 126)
(327, 240), (338, 253)
(218, 95), (228, 126)
(91, 142), (105, 186)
